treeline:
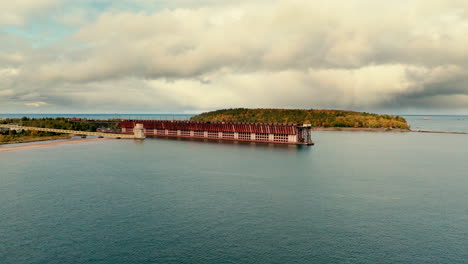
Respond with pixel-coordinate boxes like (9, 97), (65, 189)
(190, 108), (410, 129)
(0, 117), (119, 131)
(0, 129), (68, 143)
(0, 117), (120, 143)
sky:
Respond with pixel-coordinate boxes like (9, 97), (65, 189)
(1, 0), (468, 114)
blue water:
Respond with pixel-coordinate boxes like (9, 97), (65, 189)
(1, 131), (467, 263)
(403, 115), (468, 133)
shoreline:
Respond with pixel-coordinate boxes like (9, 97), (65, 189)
(313, 127), (468, 135)
(409, 130), (468, 135)
(0, 135), (71, 145)
(312, 127), (410, 132)
(0, 138), (108, 152)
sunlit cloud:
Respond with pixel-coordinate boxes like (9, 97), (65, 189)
(24, 102), (48, 107)
(1, 0), (468, 113)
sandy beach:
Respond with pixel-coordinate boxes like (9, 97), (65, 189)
(0, 138), (108, 152)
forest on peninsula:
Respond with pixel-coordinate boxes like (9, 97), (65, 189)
(190, 108), (410, 129)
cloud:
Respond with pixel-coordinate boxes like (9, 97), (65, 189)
(40, 0), (468, 80)
(0, 0), (63, 25)
(2, 0), (468, 113)
(0, 67), (20, 77)
(24, 102), (48, 107)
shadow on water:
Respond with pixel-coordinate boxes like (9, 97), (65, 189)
(132, 136), (314, 153)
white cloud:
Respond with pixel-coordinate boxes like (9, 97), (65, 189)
(0, 67), (20, 77)
(0, 0), (62, 25)
(34, 0), (468, 80)
(2, 0), (468, 113)
(24, 102), (48, 107)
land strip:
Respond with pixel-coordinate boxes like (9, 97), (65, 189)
(313, 127), (410, 132)
(0, 138), (108, 152)
(0, 135), (71, 145)
(313, 127), (468, 135)
(410, 130), (468, 135)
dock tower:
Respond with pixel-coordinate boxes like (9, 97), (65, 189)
(133, 123), (146, 139)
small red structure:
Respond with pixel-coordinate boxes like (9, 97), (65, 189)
(120, 120), (313, 145)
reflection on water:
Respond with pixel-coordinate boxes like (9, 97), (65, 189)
(144, 136), (310, 153)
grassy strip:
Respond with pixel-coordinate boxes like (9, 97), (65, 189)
(0, 135), (71, 145)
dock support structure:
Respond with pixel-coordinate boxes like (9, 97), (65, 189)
(134, 124), (146, 139)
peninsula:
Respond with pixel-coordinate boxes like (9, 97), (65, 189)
(190, 108), (410, 129)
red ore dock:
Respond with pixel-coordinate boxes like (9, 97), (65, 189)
(120, 120), (313, 145)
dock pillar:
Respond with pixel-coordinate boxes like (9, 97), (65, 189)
(134, 124), (146, 139)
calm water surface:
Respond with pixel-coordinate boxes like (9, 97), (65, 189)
(1, 130), (467, 263)
(404, 115), (468, 132)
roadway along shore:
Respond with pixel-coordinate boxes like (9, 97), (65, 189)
(0, 138), (108, 152)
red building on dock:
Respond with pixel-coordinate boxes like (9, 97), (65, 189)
(120, 120), (313, 145)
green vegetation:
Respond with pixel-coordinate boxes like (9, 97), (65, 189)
(0, 117), (120, 144)
(191, 108), (410, 129)
(0, 117), (119, 131)
(0, 132), (70, 144)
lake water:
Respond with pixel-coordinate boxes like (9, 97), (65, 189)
(404, 115), (468, 133)
(1, 117), (468, 263)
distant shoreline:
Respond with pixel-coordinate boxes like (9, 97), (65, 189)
(313, 127), (410, 132)
(314, 127), (468, 135)
(0, 138), (108, 152)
